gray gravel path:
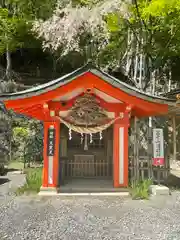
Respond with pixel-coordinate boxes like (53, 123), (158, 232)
(0, 172), (25, 203)
(0, 174), (180, 239)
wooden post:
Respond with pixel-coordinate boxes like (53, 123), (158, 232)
(42, 121), (60, 189)
(53, 121), (60, 187)
(133, 116), (137, 182)
(113, 114), (128, 188)
(148, 117), (153, 179)
(42, 122), (49, 187)
(129, 118), (134, 182)
(166, 116), (171, 178)
(157, 167), (161, 185)
(172, 115), (177, 161)
(133, 116), (139, 182)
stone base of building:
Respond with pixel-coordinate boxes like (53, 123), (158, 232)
(38, 186), (58, 196)
(38, 186), (130, 196)
(149, 185), (170, 196)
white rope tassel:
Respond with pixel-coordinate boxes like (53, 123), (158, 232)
(90, 133), (93, 143)
(69, 128), (72, 140)
(84, 134), (88, 150)
(81, 133), (83, 144)
(99, 131), (103, 140)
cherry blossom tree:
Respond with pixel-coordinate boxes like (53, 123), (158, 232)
(32, 0), (130, 57)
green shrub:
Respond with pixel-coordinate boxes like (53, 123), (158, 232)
(0, 164), (6, 175)
(16, 168), (42, 195)
(129, 179), (153, 200)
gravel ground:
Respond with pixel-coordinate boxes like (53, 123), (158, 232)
(0, 172), (25, 203)
(0, 174), (180, 239)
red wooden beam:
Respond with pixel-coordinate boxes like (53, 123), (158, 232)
(14, 104), (52, 121)
(14, 104), (42, 113)
(15, 102), (56, 121)
(13, 109), (45, 121)
(15, 105), (43, 115)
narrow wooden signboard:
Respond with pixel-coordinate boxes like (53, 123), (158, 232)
(152, 128), (164, 166)
(47, 128), (55, 156)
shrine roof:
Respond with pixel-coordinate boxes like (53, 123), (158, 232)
(0, 64), (176, 106)
(162, 88), (180, 99)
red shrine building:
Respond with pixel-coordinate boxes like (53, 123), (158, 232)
(0, 65), (177, 193)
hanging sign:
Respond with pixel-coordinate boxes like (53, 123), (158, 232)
(47, 127), (55, 156)
(152, 128), (164, 166)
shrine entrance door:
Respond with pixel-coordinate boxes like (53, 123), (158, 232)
(59, 125), (113, 182)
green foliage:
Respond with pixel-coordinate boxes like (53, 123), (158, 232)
(0, 0), (57, 56)
(12, 126), (28, 160)
(0, 110), (11, 165)
(25, 168), (42, 189)
(24, 120), (43, 164)
(0, 164), (6, 175)
(7, 161), (24, 170)
(13, 126), (28, 138)
(16, 167), (42, 195)
(140, 0), (180, 18)
(12, 119), (43, 165)
(9, 0), (57, 20)
(74, 0), (101, 6)
(0, 8), (26, 54)
(132, 0), (180, 60)
(129, 179), (153, 200)
(106, 13), (122, 32)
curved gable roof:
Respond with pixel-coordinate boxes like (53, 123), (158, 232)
(0, 64), (176, 106)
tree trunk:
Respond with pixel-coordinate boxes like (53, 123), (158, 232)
(133, 41), (139, 85)
(5, 47), (12, 81)
(9, 122), (12, 162)
(151, 70), (156, 95)
(125, 30), (133, 76)
(168, 69), (172, 92)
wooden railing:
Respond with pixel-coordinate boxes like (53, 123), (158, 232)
(60, 156), (113, 179)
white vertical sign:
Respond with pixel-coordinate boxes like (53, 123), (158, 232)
(153, 128), (164, 166)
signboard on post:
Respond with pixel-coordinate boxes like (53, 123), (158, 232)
(47, 127), (55, 156)
(152, 128), (164, 166)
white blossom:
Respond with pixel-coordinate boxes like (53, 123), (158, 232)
(32, 0), (130, 56)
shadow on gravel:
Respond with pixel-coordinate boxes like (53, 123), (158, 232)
(0, 178), (10, 185)
(7, 168), (20, 173)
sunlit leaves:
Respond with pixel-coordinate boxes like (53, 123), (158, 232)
(141, 0), (180, 19)
(0, 8), (26, 54)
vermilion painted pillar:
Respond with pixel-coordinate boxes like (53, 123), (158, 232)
(42, 121), (49, 187)
(113, 113), (129, 188)
(42, 121), (60, 188)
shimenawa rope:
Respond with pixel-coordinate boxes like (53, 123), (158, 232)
(58, 115), (122, 134)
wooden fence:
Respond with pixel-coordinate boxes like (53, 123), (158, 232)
(128, 116), (171, 183)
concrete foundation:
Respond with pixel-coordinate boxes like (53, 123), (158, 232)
(149, 185), (170, 196)
(38, 184), (130, 196)
(39, 186), (58, 196)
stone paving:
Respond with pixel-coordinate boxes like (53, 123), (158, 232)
(0, 173), (180, 239)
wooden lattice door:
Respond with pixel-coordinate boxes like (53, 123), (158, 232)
(65, 128), (113, 179)
(72, 154), (95, 177)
